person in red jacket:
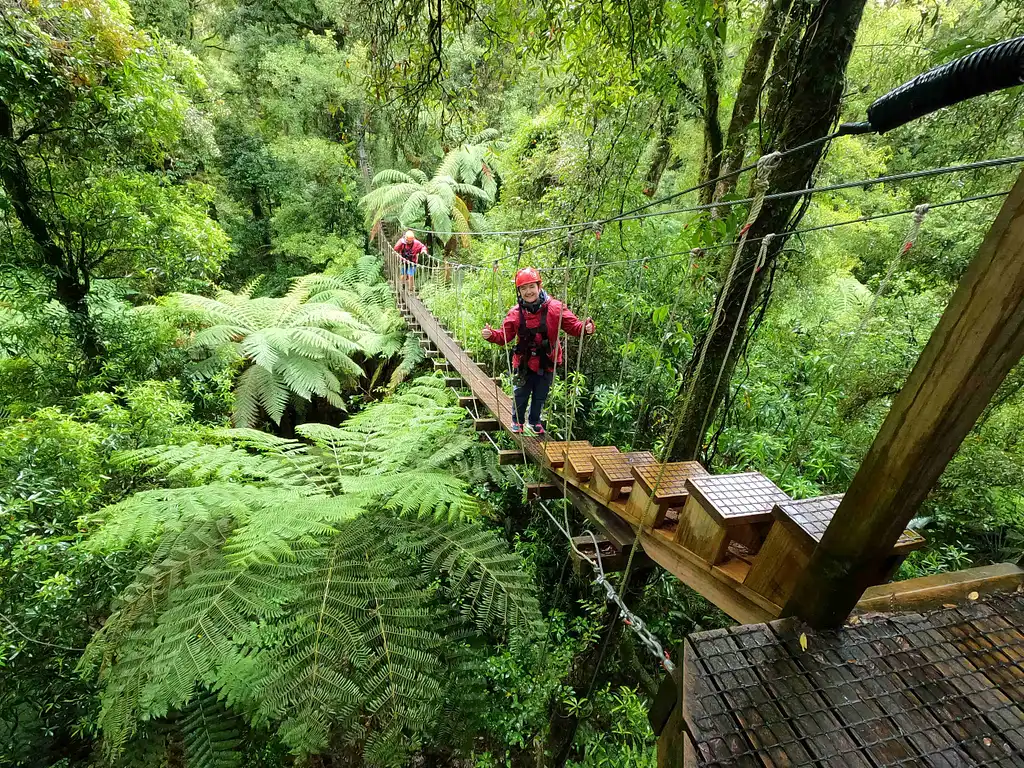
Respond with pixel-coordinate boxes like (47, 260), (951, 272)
(394, 230), (427, 292)
(481, 267), (594, 435)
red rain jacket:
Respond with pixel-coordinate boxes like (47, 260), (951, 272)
(484, 297), (588, 373)
(394, 238), (427, 262)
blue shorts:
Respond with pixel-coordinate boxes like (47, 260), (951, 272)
(402, 263), (416, 276)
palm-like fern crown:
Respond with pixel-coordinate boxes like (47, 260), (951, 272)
(361, 161), (491, 246)
(81, 376), (539, 767)
(174, 257), (415, 427)
(436, 134), (502, 203)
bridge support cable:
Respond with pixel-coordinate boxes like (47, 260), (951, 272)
(774, 203), (931, 489)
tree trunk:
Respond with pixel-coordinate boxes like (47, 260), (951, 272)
(643, 104), (679, 197)
(0, 99), (102, 362)
(713, 0), (795, 207)
(670, 0), (868, 462)
(697, 29), (725, 206)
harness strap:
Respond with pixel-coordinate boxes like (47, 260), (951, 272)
(515, 300), (552, 371)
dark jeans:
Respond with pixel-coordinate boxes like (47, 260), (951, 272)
(513, 369), (553, 426)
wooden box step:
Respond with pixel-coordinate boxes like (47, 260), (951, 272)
(526, 482), (562, 501)
(457, 395), (478, 408)
(498, 450), (526, 465)
(567, 446), (620, 484)
(675, 472), (789, 565)
(474, 418), (500, 432)
(570, 534), (627, 572)
(745, 494), (927, 606)
(544, 441), (592, 470)
(444, 377), (463, 388)
(624, 461), (709, 526)
(593, 451), (656, 502)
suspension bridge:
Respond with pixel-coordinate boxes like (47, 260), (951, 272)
(374, 157), (1024, 765)
(366, 36), (1024, 766)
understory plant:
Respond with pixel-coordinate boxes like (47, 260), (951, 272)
(80, 376), (542, 766)
(171, 257), (420, 427)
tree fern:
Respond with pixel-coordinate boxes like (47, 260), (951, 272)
(397, 518), (543, 639)
(361, 161), (491, 246)
(83, 378), (542, 764)
(171, 261), (410, 428)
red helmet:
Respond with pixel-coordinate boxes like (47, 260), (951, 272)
(515, 267), (541, 288)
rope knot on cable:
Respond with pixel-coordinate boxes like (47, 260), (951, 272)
(902, 203), (931, 254)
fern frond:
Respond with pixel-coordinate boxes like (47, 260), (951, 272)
(341, 470), (480, 521)
(397, 519), (543, 638)
(181, 694), (243, 768)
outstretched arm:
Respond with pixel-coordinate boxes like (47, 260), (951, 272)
(481, 306), (519, 345)
(557, 304), (595, 337)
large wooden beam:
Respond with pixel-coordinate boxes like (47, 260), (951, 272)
(786, 169), (1024, 628)
(854, 562), (1024, 614)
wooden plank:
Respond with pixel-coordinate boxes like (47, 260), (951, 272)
(787, 170), (1024, 628)
(444, 377), (463, 388)
(686, 473), (789, 527)
(567, 445), (620, 483)
(640, 532), (776, 625)
(771, 619), (938, 765)
(633, 461), (708, 502)
(690, 629), (815, 765)
(744, 525), (811, 607)
(544, 440), (592, 470)
(674, 495), (731, 564)
(457, 395), (478, 408)
(727, 625), (872, 766)
(473, 418), (500, 432)
(525, 482), (562, 501)
(497, 450), (526, 465)
(680, 640), (756, 766)
(855, 563), (1024, 614)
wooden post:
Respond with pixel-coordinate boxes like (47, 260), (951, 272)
(785, 169), (1024, 628)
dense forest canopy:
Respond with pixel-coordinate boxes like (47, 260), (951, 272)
(1, 0), (1022, 765)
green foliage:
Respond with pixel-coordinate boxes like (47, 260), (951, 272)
(362, 165), (491, 247)
(170, 259), (414, 427)
(82, 377), (542, 763)
(0, 381), (200, 765)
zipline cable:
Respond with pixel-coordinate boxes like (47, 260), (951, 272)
(409, 155), (1024, 239)
(773, 203), (931, 489)
(433, 190), (1008, 274)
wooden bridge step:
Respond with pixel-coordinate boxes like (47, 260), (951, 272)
(544, 440), (592, 470)
(624, 461), (709, 526)
(675, 472), (790, 566)
(567, 445), (620, 484)
(458, 395), (478, 408)
(745, 494), (926, 606)
(571, 534), (628, 572)
(444, 377), (463, 388)
(498, 450), (527, 465)
(593, 451), (656, 501)
(474, 418), (500, 432)
(526, 482), (562, 500)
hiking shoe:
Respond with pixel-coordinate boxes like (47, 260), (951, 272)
(529, 423), (545, 436)
(510, 422), (524, 434)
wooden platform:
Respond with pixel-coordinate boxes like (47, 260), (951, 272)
(681, 590), (1024, 766)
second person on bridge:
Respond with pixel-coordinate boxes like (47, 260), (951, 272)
(481, 267), (595, 436)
